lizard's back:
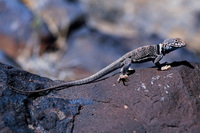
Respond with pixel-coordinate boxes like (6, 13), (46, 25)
(126, 45), (158, 63)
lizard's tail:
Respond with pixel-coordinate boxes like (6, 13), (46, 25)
(8, 59), (124, 93)
(53, 59), (124, 87)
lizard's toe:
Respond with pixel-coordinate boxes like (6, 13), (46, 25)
(161, 65), (171, 71)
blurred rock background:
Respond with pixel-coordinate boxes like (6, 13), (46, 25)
(0, 0), (200, 80)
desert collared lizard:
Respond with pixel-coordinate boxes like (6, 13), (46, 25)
(7, 38), (186, 93)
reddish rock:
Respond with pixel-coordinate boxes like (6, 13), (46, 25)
(1, 61), (200, 132)
(0, 34), (25, 57)
(0, 0), (52, 57)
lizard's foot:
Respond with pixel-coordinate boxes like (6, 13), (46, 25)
(117, 74), (129, 84)
(161, 65), (171, 71)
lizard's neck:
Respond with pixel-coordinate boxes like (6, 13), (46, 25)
(157, 43), (166, 55)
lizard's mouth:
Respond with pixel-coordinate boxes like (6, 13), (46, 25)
(181, 42), (187, 47)
(176, 42), (186, 47)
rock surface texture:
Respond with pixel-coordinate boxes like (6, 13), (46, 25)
(0, 61), (200, 132)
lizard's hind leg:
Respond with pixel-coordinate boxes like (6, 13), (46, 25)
(117, 58), (132, 84)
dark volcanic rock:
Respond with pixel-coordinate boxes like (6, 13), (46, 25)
(0, 61), (200, 132)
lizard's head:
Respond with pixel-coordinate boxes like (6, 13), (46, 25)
(161, 38), (186, 54)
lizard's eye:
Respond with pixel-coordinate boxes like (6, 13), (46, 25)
(176, 39), (182, 43)
(175, 40), (180, 44)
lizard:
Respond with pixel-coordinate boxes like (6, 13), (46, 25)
(7, 38), (186, 93)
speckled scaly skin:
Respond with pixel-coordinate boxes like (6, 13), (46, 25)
(8, 38), (186, 93)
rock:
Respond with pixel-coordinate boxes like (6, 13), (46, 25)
(0, 0), (87, 80)
(0, 0), (52, 58)
(21, 0), (86, 51)
(0, 0), (86, 58)
(0, 49), (21, 69)
(1, 61), (200, 132)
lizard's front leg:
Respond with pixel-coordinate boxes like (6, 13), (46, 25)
(154, 54), (171, 70)
(117, 58), (132, 83)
